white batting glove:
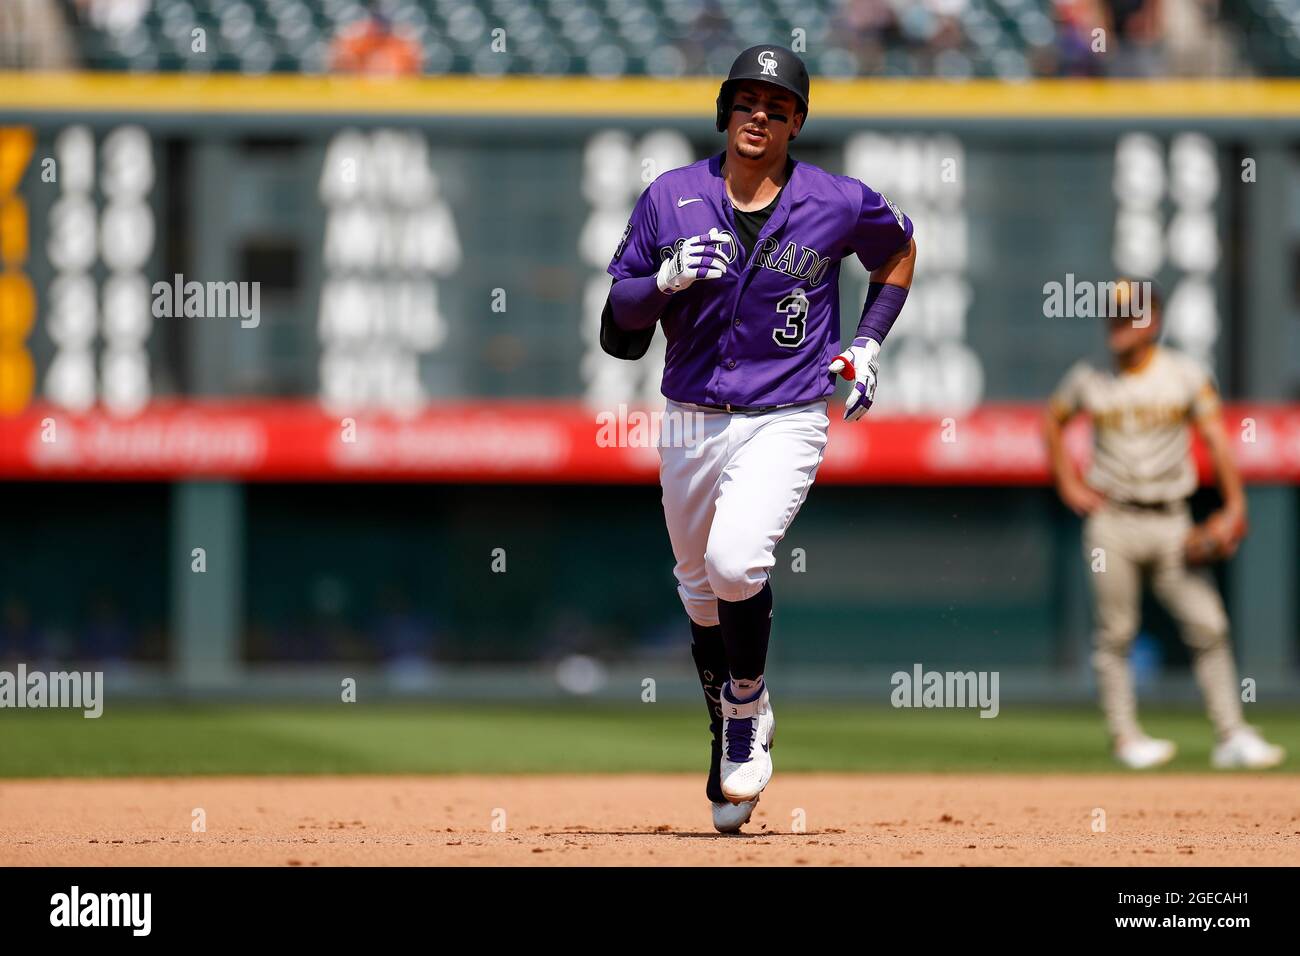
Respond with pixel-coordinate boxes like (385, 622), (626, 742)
(827, 338), (881, 422)
(656, 228), (729, 294)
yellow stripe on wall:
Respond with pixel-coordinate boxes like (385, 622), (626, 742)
(2, 73), (1299, 118)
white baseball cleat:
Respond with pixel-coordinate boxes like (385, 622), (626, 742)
(1211, 728), (1285, 770)
(711, 799), (758, 834)
(719, 683), (775, 803)
(1114, 736), (1177, 770)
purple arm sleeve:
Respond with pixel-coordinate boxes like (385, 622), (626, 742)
(608, 275), (670, 331)
(852, 282), (908, 347)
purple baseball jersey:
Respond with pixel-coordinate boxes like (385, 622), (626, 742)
(607, 152), (912, 407)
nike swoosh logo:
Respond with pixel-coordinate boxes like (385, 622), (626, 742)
(677, 197), (703, 206)
(761, 742), (770, 752)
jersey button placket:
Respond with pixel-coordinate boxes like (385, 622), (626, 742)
(718, 196), (743, 391)
(721, 197), (749, 374)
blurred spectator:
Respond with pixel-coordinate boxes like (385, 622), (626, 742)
(1164, 0), (1238, 76)
(1105, 0), (1165, 75)
(834, 0), (899, 75)
(1108, 0), (1162, 42)
(1, 0), (77, 68)
(329, 14), (421, 76)
(1053, 0), (1110, 76)
(842, 0), (900, 37)
(35, 0), (1272, 79)
(674, 0), (738, 76)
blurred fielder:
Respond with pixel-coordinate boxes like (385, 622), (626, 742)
(1043, 280), (1284, 770)
(601, 45), (916, 832)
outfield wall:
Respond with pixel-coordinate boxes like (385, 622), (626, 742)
(0, 76), (1296, 698)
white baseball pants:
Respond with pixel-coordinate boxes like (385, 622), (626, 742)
(658, 399), (829, 626)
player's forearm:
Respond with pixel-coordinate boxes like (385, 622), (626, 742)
(852, 282), (908, 346)
(608, 275), (670, 331)
(1208, 435), (1247, 518)
(855, 239), (915, 346)
(1042, 413), (1078, 487)
(1197, 415), (1246, 518)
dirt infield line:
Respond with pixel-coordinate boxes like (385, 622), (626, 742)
(1, 774), (1296, 866)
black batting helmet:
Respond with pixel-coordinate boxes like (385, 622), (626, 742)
(715, 45), (810, 133)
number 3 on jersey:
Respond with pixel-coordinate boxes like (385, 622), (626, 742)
(772, 288), (809, 348)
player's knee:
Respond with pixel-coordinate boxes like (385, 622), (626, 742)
(1090, 645), (1131, 678)
(704, 550), (761, 603)
(1184, 616), (1229, 653)
(677, 585), (719, 628)
(1092, 623), (1137, 656)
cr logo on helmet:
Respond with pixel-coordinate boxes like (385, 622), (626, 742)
(714, 45), (810, 133)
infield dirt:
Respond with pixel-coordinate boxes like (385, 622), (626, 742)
(2, 774), (1296, 866)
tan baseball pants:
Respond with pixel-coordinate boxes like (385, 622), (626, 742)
(1082, 500), (1245, 744)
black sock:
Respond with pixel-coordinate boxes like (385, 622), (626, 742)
(689, 620), (727, 804)
(717, 579), (773, 697)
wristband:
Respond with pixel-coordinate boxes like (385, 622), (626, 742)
(854, 281), (908, 346)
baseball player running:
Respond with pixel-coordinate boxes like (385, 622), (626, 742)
(601, 45), (916, 831)
(1043, 280), (1284, 770)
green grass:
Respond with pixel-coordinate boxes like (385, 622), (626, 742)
(1, 703), (1297, 777)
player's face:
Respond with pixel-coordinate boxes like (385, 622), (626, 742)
(727, 81), (803, 160)
(1106, 306), (1160, 356)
